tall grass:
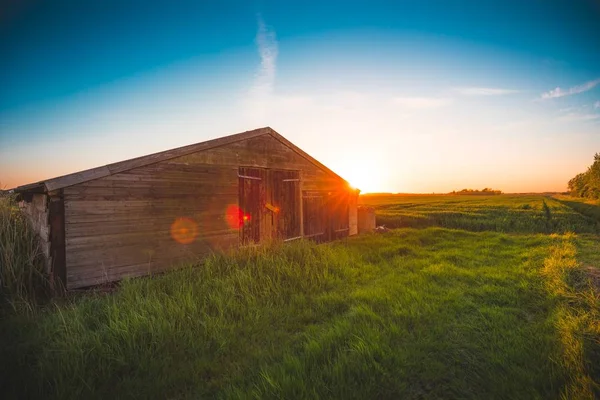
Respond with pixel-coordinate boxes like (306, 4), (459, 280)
(0, 192), (48, 311)
(1, 241), (361, 399)
(0, 230), (570, 399)
(542, 234), (600, 399)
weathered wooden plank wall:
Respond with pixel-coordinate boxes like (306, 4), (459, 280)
(48, 193), (66, 288)
(63, 163), (238, 288)
(63, 134), (351, 289)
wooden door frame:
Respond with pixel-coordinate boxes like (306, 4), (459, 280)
(238, 167), (302, 245)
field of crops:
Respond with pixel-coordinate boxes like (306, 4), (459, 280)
(360, 194), (600, 234)
(1, 194), (599, 399)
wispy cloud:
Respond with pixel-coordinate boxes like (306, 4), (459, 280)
(253, 15), (278, 96)
(595, 101), (600, 109)
(453, 87), (521, 96)
(391, 97), (451, 109)
(557, 112), (600, 122)
(541, 78), (600, 99)
(245, 15), (279, 123)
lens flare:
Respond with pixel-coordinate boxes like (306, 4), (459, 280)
(225, 204), (254, 229)
(170, 217), (198, 244)
(225, 204), (243, 229)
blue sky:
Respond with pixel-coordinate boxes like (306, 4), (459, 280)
(1, 0), (600, 192)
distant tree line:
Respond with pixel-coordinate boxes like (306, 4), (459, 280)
(449, 188), (502, 195)
(568, 153), (600, 199)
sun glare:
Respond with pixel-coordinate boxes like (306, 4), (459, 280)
(340, 163), (387, 194)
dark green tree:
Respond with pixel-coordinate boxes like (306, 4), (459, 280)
(568, 153), (600, 199)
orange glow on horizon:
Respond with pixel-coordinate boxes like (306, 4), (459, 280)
(1, 150), (573, 195)
(2, 166), (572, 195)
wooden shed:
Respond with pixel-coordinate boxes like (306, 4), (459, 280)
(14, 127), (359, 289)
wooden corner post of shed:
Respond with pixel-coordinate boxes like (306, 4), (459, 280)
(48, 190), (66, 292)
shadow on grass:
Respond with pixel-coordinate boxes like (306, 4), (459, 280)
(554, 198), (600, 225)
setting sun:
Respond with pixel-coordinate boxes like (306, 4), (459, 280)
(337, 161), (389, 194)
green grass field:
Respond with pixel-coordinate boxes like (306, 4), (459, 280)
(1, 194), (599, 399)
(361, 194), (600, 234)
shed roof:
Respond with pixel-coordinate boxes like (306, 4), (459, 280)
(14, 127), (354, 193)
